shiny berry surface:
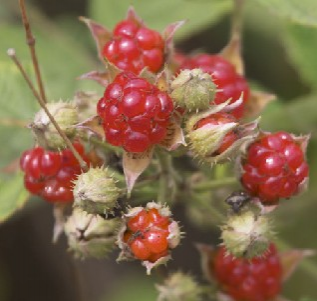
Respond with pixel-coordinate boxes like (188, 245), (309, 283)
(20, 143), (90, 203)
(123, 208), (171, 262)
(241, 132), (309, 204)
(98, 72), (174, 153)
(102, 19), (164, 74)
(214, 244), (282, 301)
(194, 112), (238, 155)
(179, 54), (250, 118)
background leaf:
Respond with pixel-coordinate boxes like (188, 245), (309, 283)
(0, 173), (29, 223)
(284, 24), (317, 90)
(89, 0), (232, 39)
(254, 0), (317, 27)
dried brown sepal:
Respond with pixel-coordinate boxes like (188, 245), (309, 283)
(220, 34), (244, 76)
(195, 243), (217, 283)
(244, 90), (276, 119)
(126, 6), (143, 25)
(73, 91), (101, 122)
(77, 71), (109, 87)
(52, 203), (69, 243)
(159, 119), (186, 151)
(156, 68), (172, 92)
(79, 17), (112, 61)
(76, 115), (104, 138)
(279, 249), (315, 282)
(163, 20), (187, 65)
(122, 148), (154, 194)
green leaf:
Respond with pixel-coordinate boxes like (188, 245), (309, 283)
(284, 24), (317, 90)
(0, 173), (29, 223)
(260, 95), (317, 134)
(89, 0), (232, 40)
(254, 0), (317, 27)
(0, 17), (102, 167)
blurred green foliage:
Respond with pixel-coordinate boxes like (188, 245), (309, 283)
(1, 0), (317, 300)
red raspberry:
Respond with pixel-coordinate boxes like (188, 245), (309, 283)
(102, 19), (164, 74)
(98, 72), (174, 153)
(179, 54), (250, 118)
(241, 131), (309, 204)
(194, 112), (238, 155)
(20, 142), (90, 203)
(214, 244), (282, 301)
(123, 208), (172, 262)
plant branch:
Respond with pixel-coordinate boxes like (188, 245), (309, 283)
(19, 0), (47, 103)
(193, 177), (237, 192)
(7, 48), (88, 172)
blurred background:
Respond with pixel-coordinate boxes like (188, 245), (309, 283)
(0, 0), (317, 300)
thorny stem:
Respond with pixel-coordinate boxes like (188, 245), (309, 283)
(19, 0), (47, 103)
(193, 177), (237, 192)
(7, 49), (88, 172)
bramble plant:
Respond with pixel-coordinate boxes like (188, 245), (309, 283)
(1, 0), (317, 300)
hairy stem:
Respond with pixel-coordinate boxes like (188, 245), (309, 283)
(19, 0), (47, 103)
(7, 49), (88, 172)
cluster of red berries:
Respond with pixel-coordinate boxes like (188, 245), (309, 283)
(123, 208), (172, 262)
(214, 244), (282, 301)
(241, 131), (309, 204)
(20, 142), (89, 203)
(102, 19), (164, 74)
(194, 112), (238, 155)
(98, 72), (174, 153)
(178, 54), (250, 119)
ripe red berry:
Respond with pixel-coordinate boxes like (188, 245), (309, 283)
(178, 54), (250, 118)
(102, 19), (164, 74)
(194, 112), (238, 155)
(98, 72), (174, 153)
(20, 142), (90, 203)
(240, 131), (309, 204)
(214, 244), (282, 301)
(123, 207), (174, 263)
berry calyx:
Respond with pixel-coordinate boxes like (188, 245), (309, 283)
(193, 112), (238, 156)
(98, 72), (174, 153)
(31, 102), (78, 150)
(64, 208), (121, 259)
(20, 142), (90, 203)
(178, 54), (250, 118)
(102, 19), (164, 74)
(73, 167), (121, 214)
(213, 244), (282, 301)
(221, 206), (274, 258)
(240, 131), (309, 204)
(118, 202), (181, 274)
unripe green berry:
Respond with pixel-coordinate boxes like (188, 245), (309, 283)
(171, 69), (216, 112)
(156, 272), (204, 301)
(64, 208), (121, 259)
(73, 167), (120, 215)
(221, 207), (274, 259)
(31, 102), (78, 150)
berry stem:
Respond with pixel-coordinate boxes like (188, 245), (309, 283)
(155, 150), (180, 204)
(193, 177), (237, 192)
(18, 0), (47, 103)
(7, 49), (88, 172)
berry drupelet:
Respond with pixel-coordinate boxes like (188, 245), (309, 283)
(102, 18), (165, 74)
(214, 244), (282, 301)
(178, 54), (250, 119)
(98, 72), (174, 153)
(20, 142), (90, 203)
(240, 131), (309, 205)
